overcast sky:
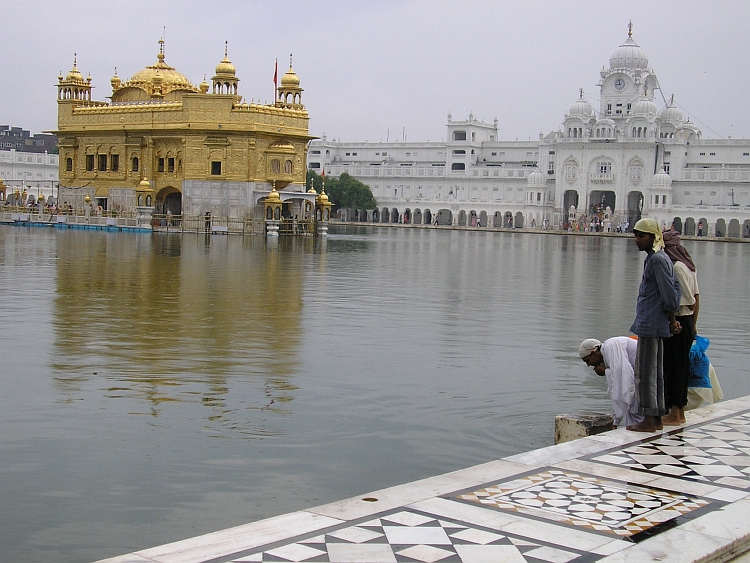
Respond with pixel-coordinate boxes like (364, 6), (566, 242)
(2, 0), (749, 143)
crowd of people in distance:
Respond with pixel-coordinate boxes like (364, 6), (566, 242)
(579, 219), (716, 432)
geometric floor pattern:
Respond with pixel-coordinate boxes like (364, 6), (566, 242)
(454, 469), (712, 539)
(591, 412), (750, 490)
(228, 508), (590, 563)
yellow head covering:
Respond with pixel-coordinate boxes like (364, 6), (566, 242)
(633, 218), (664, 252)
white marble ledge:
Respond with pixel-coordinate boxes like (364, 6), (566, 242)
(597, 527), (732, 563)
(553, 458), (680, 487)
(94, 555), (157, 563)
(123, 511), (343, 563)
(308, 459), (531, 521)
(505, 434), (620, 466)
(678, 498), (750, 541)
(408, 496), (615, 552)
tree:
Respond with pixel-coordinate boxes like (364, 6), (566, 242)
(306, 169), (323, 192)
(307, 171), (376, 212)
(325, 173), (377, 211)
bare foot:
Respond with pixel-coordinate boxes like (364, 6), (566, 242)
(627, 420), (657, 432)
(662, 415), (682, 426)
(679, 408), (686, 424)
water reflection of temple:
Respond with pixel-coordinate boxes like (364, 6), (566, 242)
(52, 231), (311, 434)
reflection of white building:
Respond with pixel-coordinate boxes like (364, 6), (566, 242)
(308, 24), (750, 237)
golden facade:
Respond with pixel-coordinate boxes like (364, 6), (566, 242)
(54, 41), (311, 217)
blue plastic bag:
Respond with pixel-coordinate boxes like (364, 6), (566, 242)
(688, 335), (711, 388)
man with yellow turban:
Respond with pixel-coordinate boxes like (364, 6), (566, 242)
(628, 218), (681, 432)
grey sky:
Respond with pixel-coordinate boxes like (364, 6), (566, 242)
(2, 0), (749, 142)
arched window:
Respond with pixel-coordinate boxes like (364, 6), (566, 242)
(65, 158), (73, 172)
(284, 159), (292, 174)
(451, 163), (465, 170)
(132, 157), (139, 172)
(271, 159), (280, 174)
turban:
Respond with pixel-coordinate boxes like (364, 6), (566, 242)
(579, 338), (602, 359)
(663, 229), (696, 272)
(633, 218), (664, 252)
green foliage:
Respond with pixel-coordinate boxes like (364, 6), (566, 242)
(324, 173), (377, 211)
(306, 169), (323, 192)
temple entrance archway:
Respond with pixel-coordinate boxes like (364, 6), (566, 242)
(563, 190), (579, 214)
(589, 190), (616, 214)
(156, 187), (182, 215)
(627, 191), (643, 227)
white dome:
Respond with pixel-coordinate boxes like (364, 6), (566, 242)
(652, 168), (672, 189)
(633, 97), (658, 118)
(610, 36), (649, 70)
(660, 99), (684, 125)
(527, 169), (546, 188)
(568, 97), (594, 119)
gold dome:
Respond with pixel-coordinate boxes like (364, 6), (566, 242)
(281, 66), (300, 87)
(266, 188), (281, 202)
(110, 68), (121, 90)
(64, 55), (85, 84)
(199, 75), (210, 93)
(215, 43), (236, 76)
(316, 190), (329, 204)
(121, 39), (198, 97)
(307, 186), (317, 194)
(138, 178), (152, 190)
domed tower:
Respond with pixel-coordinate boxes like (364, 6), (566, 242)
(111, 39), (199, 102)
(628, 87), (659, 139)
(649, 168), (672, 210)
(564, 89), (595, 139)
(276, 54), (304, 109)
(598, 22), (658, 125)
(658, 95), (684, 139)
(57, 54), (92, 101)
(212, 42), (239, 96)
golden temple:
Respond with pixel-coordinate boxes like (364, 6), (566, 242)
(54, 41), (312, 219)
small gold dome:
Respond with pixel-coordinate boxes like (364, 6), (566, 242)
(199, 76), (209, 93)
(111, 68), (121, 90)
(38, 194), (45, 201)
(215, 42), (236, 76)
(281, 66), (300, 87)
(266, 188), (281, 202)
(307, 186), (317, 194)
(317, 190), (329, 204)
(65, 55), (85, 83)
(138, 178), (151, 190)
(84, 194), (91, 203)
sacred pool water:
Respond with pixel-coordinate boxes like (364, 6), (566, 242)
(1, 225), (748, 563)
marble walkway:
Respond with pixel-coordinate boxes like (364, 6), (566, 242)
(97, 396), (750, 563)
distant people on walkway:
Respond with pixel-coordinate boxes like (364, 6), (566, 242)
(697, 221), (704, 237)
(580, 337), (643, 428)
(628, 218), (681, 432)
(662, 229), (699, 426)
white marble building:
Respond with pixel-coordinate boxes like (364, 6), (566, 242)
(308, 24), (750, 237)
(0, 149), (59, 201)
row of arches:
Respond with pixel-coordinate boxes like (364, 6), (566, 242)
(672, 217), (750, 238)
(344, 208), (529, 228)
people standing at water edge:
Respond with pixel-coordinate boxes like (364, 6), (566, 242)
(628, 218), (681, 432)
(580, 337), (643, 428)
(662, 229), (699, 426)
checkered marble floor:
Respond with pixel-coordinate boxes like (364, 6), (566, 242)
(453, 469), (713, 539)
(590, 412), (750, 489)
(228, 508), (589, 563)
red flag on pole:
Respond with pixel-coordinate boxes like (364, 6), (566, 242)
(273, 59), (278, 102)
